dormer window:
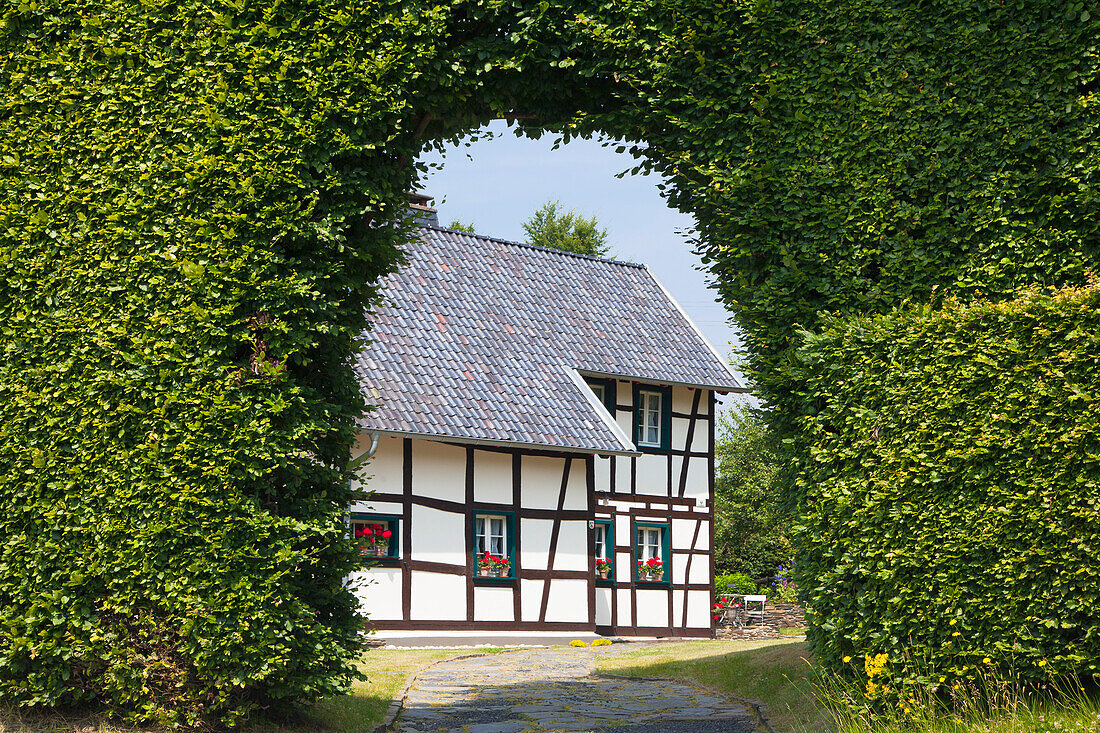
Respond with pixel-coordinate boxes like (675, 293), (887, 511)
(633, 384), (671, 451)
(585, 377), (617, 415)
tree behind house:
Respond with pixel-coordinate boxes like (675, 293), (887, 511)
(521, 200), (611, 258)
(713, 404), (793, 580)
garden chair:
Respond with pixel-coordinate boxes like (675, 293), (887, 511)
(743, 594), (766, 624)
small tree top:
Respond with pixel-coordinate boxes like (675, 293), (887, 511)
(521, 200), (611, 258)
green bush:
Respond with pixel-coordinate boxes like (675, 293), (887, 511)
(715, 573), (758, 596)
(790, 282), (1100, 690)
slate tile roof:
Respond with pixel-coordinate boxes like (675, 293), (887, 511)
(355, 226), (743, 454)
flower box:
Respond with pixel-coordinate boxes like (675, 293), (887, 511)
(595, 558), (612, 580)
(477, 551), (511, 578)
(356, 523), (393, 558)
(637, 557), (664, 582)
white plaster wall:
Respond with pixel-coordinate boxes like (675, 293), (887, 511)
(351, 567), (402, 620)
(351, 499), (402, 516)
(521, 579), (544, 622)
(520, 518), (553, 571)
(617, 588), (632, 626)
(615, 550), (632, 584)
(412, 440), (467, 504)
(634, 454), (669, 496)
(411, 505), (466, 565)
(544, 579), (589, 623)
(594, 455), (613, 492)
(551, 522), (588, 572)
(473, 449), (513, 505)
(692, 519), (711, 552)
(672, 517), (699, 549)
(636, 589), (670, 628)
(689, 556), (711, 585)
(671, 417), (691, 451)
(679, 456), (709, 500)
(686, 590), (711, 628)
(692, 418), (711, 453)
(411, 572), (466, 620)
(564, 459), (588, 511)
(672, 553), (689, 585)
(595, 587), (613, 626)
(521, 455), (567, 510)
(354, 435), (403, 494)
(672, 386), (696, 415)
(474, 586), (514, 622)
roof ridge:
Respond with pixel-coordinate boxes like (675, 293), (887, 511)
(421, 224), (646, 269)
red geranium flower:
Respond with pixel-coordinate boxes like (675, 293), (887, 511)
(382, 530), (392, 539)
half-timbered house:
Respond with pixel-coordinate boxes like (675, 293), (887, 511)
(350, 199), (745, 639)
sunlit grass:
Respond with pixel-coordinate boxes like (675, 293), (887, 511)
(0, 647), (502, 733)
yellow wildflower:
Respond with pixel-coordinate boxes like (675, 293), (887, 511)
(1039, 660), (1047, 667)
(983, 657), (991, 664)
(843, 655), (852, 663)
(949, 619), (957, 625)
(952, 631), (960, 637)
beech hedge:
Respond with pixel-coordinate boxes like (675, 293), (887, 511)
(4, 0), (1100, 723)
(790, 282), (1100, 688)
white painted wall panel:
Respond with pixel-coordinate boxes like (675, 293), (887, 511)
(615, 550), (632, 584)
(689, 557), (711, 586)
(521, 579), (544, 622)
(552, 522), (588, 572)
(474, 586), (514, 622)
(412, 440), (466, 504)
(634, 454), (669, 496)
(692, 418), (711, 453)
(350, 499), (402, 516)
(411, 505), (466, 565)
(564, 459), (588, 511)
(672, 517), (699, 549)
(693, 520), (711, 552)
(687, 590), (711, 628)
(595, 587), (613, 627)
(520, 517), (552, 570)
(354, 435), (404, 493)
(544, 579), (589, 623)
(672, 553), (689, 585)
(672, 386), (695, 415)
(680, 457), (709, 500)
(636, 589), (670, 628)
(617, 588), (632, 626)
(671, 417), (691, 452)
(351, 567), (402, 620)
(411, 572), (466, 620)
(473, 449), (513, 505)
(594, 455), (612, 492)
(521, 455), (566, 510)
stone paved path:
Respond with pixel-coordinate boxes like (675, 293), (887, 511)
(394, 646), (761, 732)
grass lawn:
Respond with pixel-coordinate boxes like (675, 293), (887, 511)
(0, 648), (500, 733)
(595, 638), (831, 732)
(595, 639), (1100, 733)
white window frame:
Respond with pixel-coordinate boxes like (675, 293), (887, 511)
(594, 523), (609, 560)
(475, 514), (508, 557)
(590, 383), (606, 407)
(640, 527), (662, 561)
(638, 390), (663, 448)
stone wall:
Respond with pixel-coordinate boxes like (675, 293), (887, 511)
(716, 602), (806, 640)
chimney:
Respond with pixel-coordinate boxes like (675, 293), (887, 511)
(408, 191), (439, 227)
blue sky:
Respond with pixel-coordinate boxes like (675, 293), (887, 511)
(416, 121), (752, 406)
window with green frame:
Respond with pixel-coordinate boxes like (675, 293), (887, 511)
(634, 521), (670, 584)
(351, 513), (400, 560)
(472, 511), (516, 580)
(594, 519), (614, 582)
(633, 384), (671, 452)
(585, 377), (617, 415)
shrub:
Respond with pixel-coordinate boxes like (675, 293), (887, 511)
(592, 639), (612, 647)
(791, 282), (1100, 688)
(715, 573), (758, 596)
(569, 640), (589, 648)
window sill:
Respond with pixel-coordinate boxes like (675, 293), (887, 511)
(635, 579), (671, 587)
(595, 577), (616, 587)
(361, 557), (402, 567)
(636, 444), (670, 455)
(473, 575), (517, 585)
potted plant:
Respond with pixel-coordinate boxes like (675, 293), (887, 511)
(638, 557), (663, 582)
(478, 551), (511, 577)
(356, 524), (392, 557)
(595, 557), (612, 580)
